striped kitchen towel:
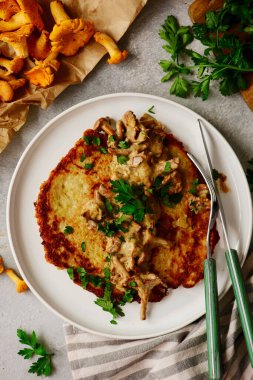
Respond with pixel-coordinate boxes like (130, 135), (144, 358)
(64, 253), (253, 380)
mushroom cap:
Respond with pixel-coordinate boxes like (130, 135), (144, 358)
(25, 65), (55, 88)
(0, 0), (20, 21)
(0, 80), (14, 101)
(49, 18), (95, 56)
(0, 56), (24, 74)
(16, 0), (44, 31)
(0, 24), (34, 57)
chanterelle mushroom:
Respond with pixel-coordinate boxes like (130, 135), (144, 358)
(94, 32), (128, 64)
(0, 0), (44, 32)
(5, 268), (28, 292)
(28, 30), (51, 61)
(0, 77), (26, 102)
(0, 56), (24, 74)
(0, 255), (4, 274)
(49, 0), (95, 56)
(0, 24), (34, 58)
(0, 0), (20, 22)
(25, 50), (60, 88)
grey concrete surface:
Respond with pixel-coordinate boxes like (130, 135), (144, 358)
(1, 1), (253, 379)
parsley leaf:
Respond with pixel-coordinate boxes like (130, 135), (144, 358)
(92, 137), (101, 146)
(164, 161), (171, 173)
(120, 289), (136, 305)
(170, 77), (191, 98)
(77, 267), (103, 289)
(83, 136), (92, 145)
(99, 147), (108, 154)
(17, 329), (53, 377)
(84, 163), (94, 170)
(95, 278), (125, 324)
(118, 140), (130, 149)
(64, 226), (73, 234)
(67, 268), (74, 280)
(148, 105), (155, 114)
(189, 178), (199, 195)
(117, 155), (128, 165)
(80, 154), (86, 162)
(81, 241), (86, 252)
(111, 179), (152, 222)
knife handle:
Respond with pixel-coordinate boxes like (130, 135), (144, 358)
(204, 258), (223, 380)
(225, 249), (253, 367)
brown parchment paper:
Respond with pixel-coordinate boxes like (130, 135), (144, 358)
(0, 0), (148, 153)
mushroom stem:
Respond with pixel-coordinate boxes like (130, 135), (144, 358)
(50, 0), (70, 24)
(94, 32), (128, 64)
(5, 268), (28, 293)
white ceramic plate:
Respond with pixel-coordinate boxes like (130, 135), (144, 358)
(7, 93), (252, 339)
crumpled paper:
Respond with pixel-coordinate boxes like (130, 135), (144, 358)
(0, 0), (147, 153)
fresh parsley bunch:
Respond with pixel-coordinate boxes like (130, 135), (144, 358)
(159, 0), (253, 100)
(17, 329), (53, 377)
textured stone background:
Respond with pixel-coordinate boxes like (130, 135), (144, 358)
(1, 0), (253, 379)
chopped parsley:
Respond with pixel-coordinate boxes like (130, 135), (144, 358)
(189, 178), (199, 195)
(99, 147), (108, 154)
(108, 135), (116, 143)
(153, 176), (163, 188)
(148, 105), (155, 114)
(117, 155), (128, 165)
(105, 255), (111, 263)
(120, 288), (136, 305)
(80, 154), (86, 162)
(95, 277), (125, 324)
(128, 281), (137, 287)
(84, 163), (94, 170)
(83, 136), (92, 145)
(92, 137), (101, 146)
(111, 179), (153, 223)
(164, 161), (171, 173)
(77, 267), (103, 289)
(105, 198), (113, 214)
(118, 140), (130, 149)
(119, 235), (126, 242)
(67, 268), (74, 280)
(98, 217), (128, 237)
(81, 241), (86, 252)
(64, 225), (73, 234)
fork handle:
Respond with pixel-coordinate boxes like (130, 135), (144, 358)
(204, 258), (223, 380)
(225, 249), (253, 367)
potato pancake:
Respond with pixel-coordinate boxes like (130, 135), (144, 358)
(35, 111), (219, 320)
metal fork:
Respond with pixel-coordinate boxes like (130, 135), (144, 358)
(187, 153), (223, 380)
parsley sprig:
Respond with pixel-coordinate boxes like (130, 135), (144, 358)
(111, 179), (152, 222)
(159, 5), (253, 100)
(17, 329), (53, 377)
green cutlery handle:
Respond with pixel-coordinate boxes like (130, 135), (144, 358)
(204, 258), (223, 380)
(225, 249), (253, 367)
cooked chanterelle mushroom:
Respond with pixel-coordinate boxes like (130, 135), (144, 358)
(49, 0), (95, 56)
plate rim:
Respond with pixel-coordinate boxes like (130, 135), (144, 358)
(6, 92), (253, 340)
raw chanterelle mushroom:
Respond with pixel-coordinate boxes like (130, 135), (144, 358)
(0, 0), (20, 22)
(25, 50), (60, 88)
(28, 30), (50, 61)
(0, 56), (24, 74)
(0, 78), (26, 101)
(0, 0), (44, 32)
(0, 24), (34, 58)
(94, 32), (128, 64)
(49, 0), (95, 56)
